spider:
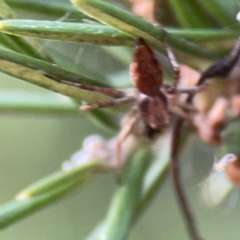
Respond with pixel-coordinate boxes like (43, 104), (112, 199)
(59, 38), (210, 240)
(52, 35), (240, 240)
(60, 38), (203, 168)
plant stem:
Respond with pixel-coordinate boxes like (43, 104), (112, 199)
(170, 119), (205, 240)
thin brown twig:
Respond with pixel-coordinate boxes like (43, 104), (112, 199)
(170, 118), (205, 240)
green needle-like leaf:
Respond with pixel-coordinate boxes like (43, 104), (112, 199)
(71, 0), (218, 60)
(0, 90), (79, 113)
(0, 48), (112, 104)
(0, 20), (134, 46)
(6, 35), (48, 60)
(6, 0), (91, 21)
(94, 147), (151, 240)
(199, 0), (237, 26)
(166, 28), (239, 41)
(0, 2), (49, 60)
(135, 135), (171, 218)
(0, 19), (239, 54)
(0, 32), (26, 53)
(17, 161), (103, 199)
(0, 180), (85, 228)
(0, 20), (238, 46)
(87, 133), (172, 239)
(1, 0), (238, 237)
(168, 0), (215, 28)
(0, 161), (104, 228)
(0, 0), (15, 19)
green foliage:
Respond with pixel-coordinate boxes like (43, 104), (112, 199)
(0, 0), (239, 239)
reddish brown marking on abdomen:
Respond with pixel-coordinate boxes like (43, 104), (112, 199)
(130, 38), (163, 96)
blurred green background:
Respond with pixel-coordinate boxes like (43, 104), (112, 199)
(0, 0), (240, 239)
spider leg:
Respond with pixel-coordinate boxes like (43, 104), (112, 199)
(174, 85), (207, 94)
(168, 106), (192, 120)
(80, 97), (135, 111)
(162, 84), (207, 96)
(165, 43), (180, 88)
(167, 97), (196, 112)
(115, 114), (138, 168)
(61, 80), (125, 98)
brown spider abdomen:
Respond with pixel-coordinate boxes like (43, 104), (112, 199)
(130, 38), (163, 97)
(225, 158), (240, 185)
(139, 93), (169, 132)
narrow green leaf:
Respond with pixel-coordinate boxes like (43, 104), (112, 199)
(0, 179), (86, 228)
(0, 30), (48, 61)
(99, 147), (151, 240)
(135, 134), (171, 219)
(71, 0), (218, 60)
(168, 0), (215, 28)
(200, 0), (237, 25)
(0, 20), (134, 46)
(6, 0), (91, 21)
(0, 161), (105, 228)
(166, 28), (239, 41)
(0, 32), (26, 53)
(0, 0), (15, 19)
(0, 90), (79, 113)
(0, 6), (54, 61)
(16, 161), (103, 199)
(0, 48), (112, 104)
(102, 46), (132, 65)
(86, 133), (171, 240)
(216, 0), (239, 18)
(0, 89), (118, 129)
(6, 35), (48, 61)
(0, 20), (238, 46)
